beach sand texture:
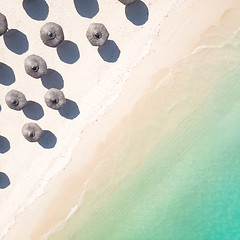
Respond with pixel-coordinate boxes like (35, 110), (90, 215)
(1, 0), (240, 239)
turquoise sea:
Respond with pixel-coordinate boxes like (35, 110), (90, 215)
(48, 26), (240, 240)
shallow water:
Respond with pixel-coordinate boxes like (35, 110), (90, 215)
(47, 26), (240, 240)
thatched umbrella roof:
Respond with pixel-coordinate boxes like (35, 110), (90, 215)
(118, 0), (136, 5)
(40, 22), (64, 48)
(0, 13), (8, 36)
(5, 90), (27, 111)
(44, 88), (66, 110)
(24, 54), (47, 79)
(22, 123), (43, 142)
(86, 23), (109, 47)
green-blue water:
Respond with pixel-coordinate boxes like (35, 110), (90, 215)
(48, 28), (240, 240)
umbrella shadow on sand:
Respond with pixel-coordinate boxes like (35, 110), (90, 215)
(41, 69), (64, 90)
(0, 136), (10, 154)
(23, 101), (44, 120)
(59, 99), (80, 120)
(57, 40), (80, 64)
(125, 0), (149, 26)
(74, 0), (99, 19)
(98, 40), (120, 63)
(0, 63), (15, 86)
(0, 172), (10, 189)
(3, 29), (29, 55)
(38, 130), (57, 149)
(22, 0), (49, 21)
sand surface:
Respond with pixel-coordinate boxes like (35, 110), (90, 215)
(1, 0), (240, 239)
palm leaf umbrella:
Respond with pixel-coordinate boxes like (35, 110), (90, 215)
(24, 54), (47, 79)
(44, 88), (66, 110)
(86, 23), (109, 47)
(40, 22), (64, 48)
(22, 123), (43, 142)
(5, 90), (27, 111)
(0, 13), (7, 36)
(118, 0), (136, 5)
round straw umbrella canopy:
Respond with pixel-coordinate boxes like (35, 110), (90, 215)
(0, 13), (8, 36)
(86, 23), (109, 47)
(24, 54), (47, 79)
(118, 0), (136, 5)
(22, 123), (43, 142)
(40, 22), (64, 48)
(5, 90), (27, 111)
(44, 88), (66, 110)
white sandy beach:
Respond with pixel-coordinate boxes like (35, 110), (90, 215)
(1, 0), (240, 239)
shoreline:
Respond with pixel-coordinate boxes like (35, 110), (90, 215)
(2, 0), (240, 239)
(1, 0), (184, 239)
